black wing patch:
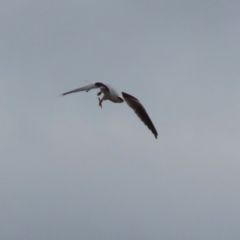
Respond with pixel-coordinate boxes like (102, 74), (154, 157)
(94, 82), (109, 92)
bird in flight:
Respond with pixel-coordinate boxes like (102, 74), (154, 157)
(62, 82), (158, 139)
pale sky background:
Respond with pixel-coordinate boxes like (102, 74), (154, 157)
(1, 1), (240, 239)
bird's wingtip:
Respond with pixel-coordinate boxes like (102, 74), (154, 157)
(62, 92), (69, 96)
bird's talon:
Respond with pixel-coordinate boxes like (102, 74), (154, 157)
(98, 97), (102, 108)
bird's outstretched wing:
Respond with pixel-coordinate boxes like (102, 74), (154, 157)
(62, 82), (109, 96)
(122, 92), (158, 139)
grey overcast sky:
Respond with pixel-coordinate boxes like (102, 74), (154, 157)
(1, 1), (240, 239)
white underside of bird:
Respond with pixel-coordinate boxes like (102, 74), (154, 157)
(62, 82), (158, 139)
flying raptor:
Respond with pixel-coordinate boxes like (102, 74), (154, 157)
(62, 82), (158, 139)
